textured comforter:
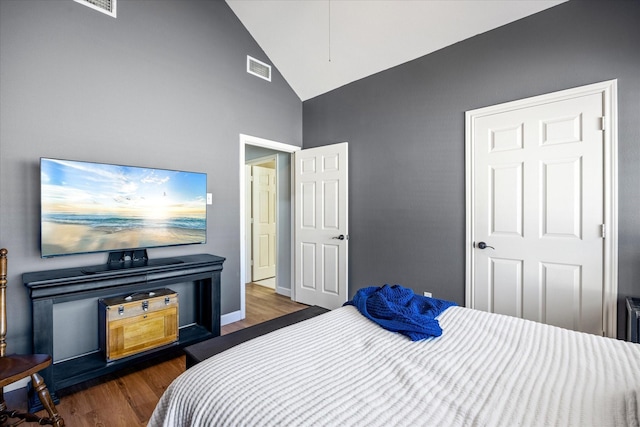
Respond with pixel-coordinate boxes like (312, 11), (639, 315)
(149, 305), (640, 427)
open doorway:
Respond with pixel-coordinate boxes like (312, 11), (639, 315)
(239, 134), (300, 320)
(245, 156), (277, 288)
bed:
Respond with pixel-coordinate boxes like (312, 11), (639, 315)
(149, 304), (640, 426)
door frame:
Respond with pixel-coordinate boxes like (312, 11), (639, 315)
(465, 80), (618, 337)
(239, 134), (300, 320)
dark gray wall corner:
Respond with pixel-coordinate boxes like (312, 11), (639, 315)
(0, 0), (302, 353)
(303, 0), (640, 338)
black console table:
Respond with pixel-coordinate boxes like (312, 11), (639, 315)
(23, 253), (224, 396)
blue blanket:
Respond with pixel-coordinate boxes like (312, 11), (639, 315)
(344, 285), (456, 341)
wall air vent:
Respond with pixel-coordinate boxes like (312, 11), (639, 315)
(247, 56), (272, 82)
(74, 0), (117, 18)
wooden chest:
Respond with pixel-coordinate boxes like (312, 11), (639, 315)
(99, 288), (178, 362)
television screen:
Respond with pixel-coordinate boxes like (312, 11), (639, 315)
(40, 158), (207, 258)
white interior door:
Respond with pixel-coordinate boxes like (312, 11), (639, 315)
(467, 81), (618, 336)
(294, 142), (348, 309)
(252, 165), (276, 281)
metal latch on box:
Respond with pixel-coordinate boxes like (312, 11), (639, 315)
(142, 300), (149, 311)
(118, 305), (124, 316)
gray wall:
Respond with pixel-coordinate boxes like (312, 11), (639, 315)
(0, 0), (302, 353)
(303, 0), (640, 338)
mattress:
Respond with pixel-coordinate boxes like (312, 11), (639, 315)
(149, 305), (640, 427)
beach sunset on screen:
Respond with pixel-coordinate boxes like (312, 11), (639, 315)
(40, 158), (207, 257)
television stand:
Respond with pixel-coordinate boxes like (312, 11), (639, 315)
(81, 250), (183, 274)
(23, 253), (224, 404)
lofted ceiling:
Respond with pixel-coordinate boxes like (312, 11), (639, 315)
(226, 0), (567, 101)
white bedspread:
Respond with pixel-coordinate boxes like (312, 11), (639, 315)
(149, 305), (640, 427)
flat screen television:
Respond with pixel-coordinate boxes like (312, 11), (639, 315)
(40, 158), (207, 259)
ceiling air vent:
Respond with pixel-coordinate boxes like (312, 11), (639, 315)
(74, 0), (117, 18)
(247, 56), (272, 82)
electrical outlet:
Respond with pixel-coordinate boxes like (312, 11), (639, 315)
(206, 193), (212, 205)
(423, 291), (432, 298)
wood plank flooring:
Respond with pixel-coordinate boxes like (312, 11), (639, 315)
(4, 283), (306, 427)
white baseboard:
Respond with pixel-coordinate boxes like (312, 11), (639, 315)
(221, 310), (243, 326)
(4, 377), (30, 392)
(276, 287), (291, 298)
(253, 278), (276, 289)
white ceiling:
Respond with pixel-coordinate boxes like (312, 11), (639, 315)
(226, 0), (566, 101)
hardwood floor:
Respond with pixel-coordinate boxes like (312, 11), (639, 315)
(4, 283), (307, 427)
(221, 282), (307, 334)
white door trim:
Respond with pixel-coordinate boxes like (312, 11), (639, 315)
(465, 80), (618, 337)
(238, 134), (300, 321)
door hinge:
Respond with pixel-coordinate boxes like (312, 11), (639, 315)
(601, 224), (606, 238)
(599, 116), (606, 131)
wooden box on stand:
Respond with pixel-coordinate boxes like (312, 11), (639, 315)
(99, 288), (178, 362)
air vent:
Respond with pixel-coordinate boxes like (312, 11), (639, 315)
(247, 56), (272, 82)
(74, 0), (117, 18)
